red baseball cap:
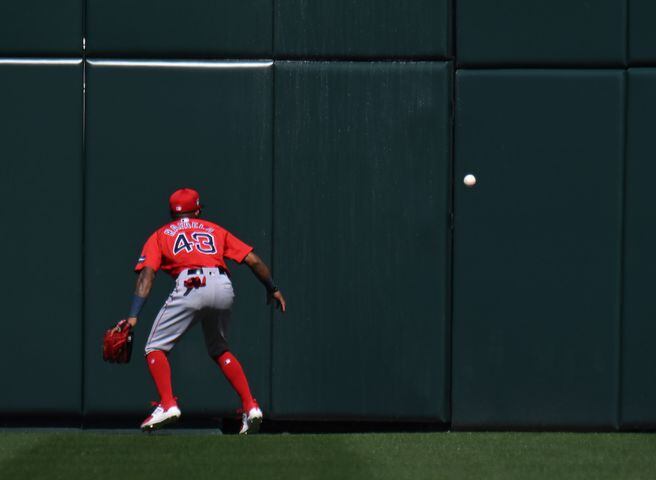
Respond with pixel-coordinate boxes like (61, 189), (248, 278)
(169, 188), (202, 213)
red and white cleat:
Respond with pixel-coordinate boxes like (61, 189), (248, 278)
(140, 403), (181, 432)
(239, 404), (263, 435)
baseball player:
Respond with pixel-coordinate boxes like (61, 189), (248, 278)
(123, 188), (286, 433)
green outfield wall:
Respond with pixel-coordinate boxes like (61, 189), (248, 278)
(0, 0), (654, 429)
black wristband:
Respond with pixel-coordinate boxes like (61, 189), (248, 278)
(128, 294), (147, 318)
(263, 277), (277, 294)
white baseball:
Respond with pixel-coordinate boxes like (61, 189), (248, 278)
(464, 174), (477, 187)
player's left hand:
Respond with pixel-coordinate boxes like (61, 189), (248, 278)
(103, 319), (134, 363)
(111, 318), (136, 334)
(268, 290), (286, 313)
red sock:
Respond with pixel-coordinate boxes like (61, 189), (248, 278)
(216, 351), (256, 411)
(146, 350), (176, 409)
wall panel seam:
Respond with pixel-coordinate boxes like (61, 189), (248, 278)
(625, 0), (630, 66)
(0, 59), (82, 64)
(457, 64), (629, 70)
(271, 0), (276, 59)
(446, 61), (456, 427)
(80, 58), (86, 420)
(447, 0), (457, 428)
(269, 61), (276, 416)
(80, 5), (88, 420)
(617, 70), (629, 429)
(85, 59), (273, 68)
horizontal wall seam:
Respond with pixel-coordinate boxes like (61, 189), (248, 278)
(4, 58), (656, 68)
(0, 54), (454, 62)
(0, 58), (82, 65)
(458, 64), (629, 70)
(86, 59), (273, 68)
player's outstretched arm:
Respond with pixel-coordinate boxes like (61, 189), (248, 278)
(243, 252), (286, 313)
(126, 267), (157, 328)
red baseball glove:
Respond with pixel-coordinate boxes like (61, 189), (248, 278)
(103, 319), (133, 364)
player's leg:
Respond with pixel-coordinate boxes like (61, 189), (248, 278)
(141, 285), (197, 431)
(140, 350), (181, 432)
(201, 271), (262, 433)
(201, 311), (262, 434)
(217, 353), (262, 435)
(145, 350), (175, 410)
(201, 270), (255, 410)
(215, 350), (258, 413)
(200, 307), (259, 410)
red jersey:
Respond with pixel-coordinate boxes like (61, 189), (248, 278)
(135, 218), (253, 277)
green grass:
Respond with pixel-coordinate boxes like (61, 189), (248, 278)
(0, 431), (654, 480)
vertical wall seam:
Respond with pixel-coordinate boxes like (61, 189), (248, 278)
(617, 69), (629, 430)
(447, 0), (457, 430)
(268, 0), (277, 418)
(445, 62), (456, 428)
(79, 0), (88, 426)
(269, 61), (276, 416)
(625, 0), (630, 67)
(80, 56), (87, 426)
(81, 0), (86, 54)
(271, 0), (276, 59)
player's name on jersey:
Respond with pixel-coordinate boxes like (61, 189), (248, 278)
(163, 220), (215, 237)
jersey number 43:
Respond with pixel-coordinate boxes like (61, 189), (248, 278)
(173, 232), (217, 255)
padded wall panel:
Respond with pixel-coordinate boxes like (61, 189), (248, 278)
(275, 0), (450, 58)
(0, 1), (82, 55)
(629, 1), (656, 63)
(621, 69), (656, 428)
(0, 60), (83, 414)
(453, 70), (624, 428)
(85, 60), (273, 415)
(86, 1), (271, 57)
(272, 61), (451, 420)
(457, 0), (626, 66)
